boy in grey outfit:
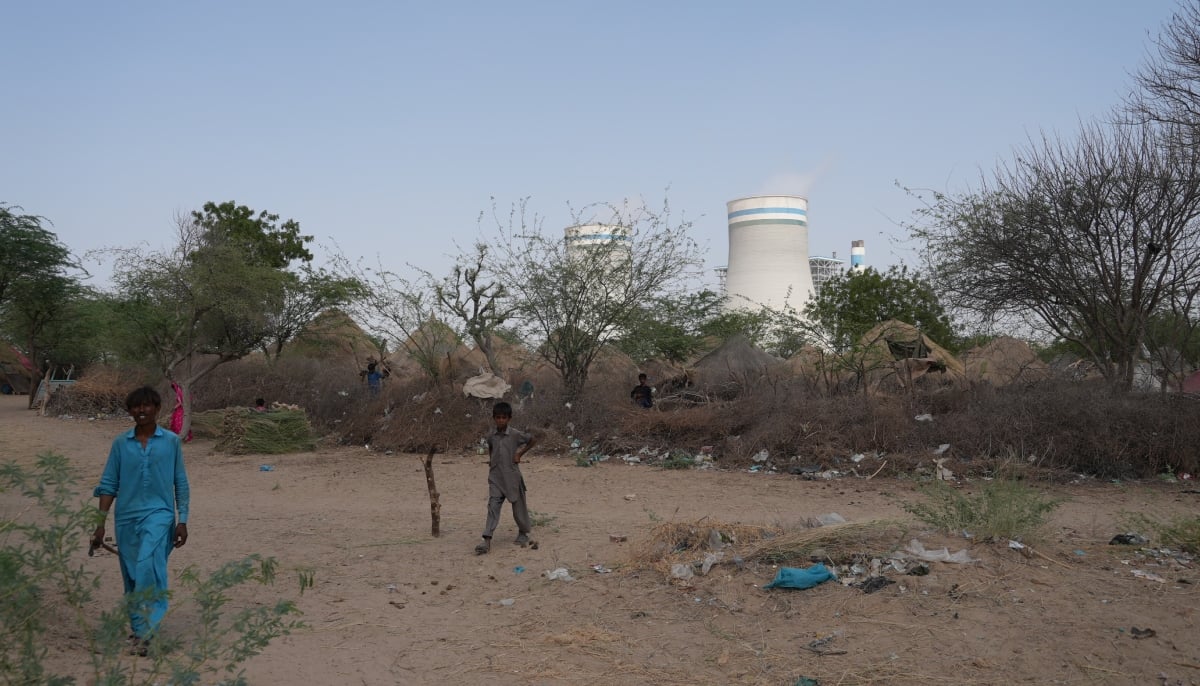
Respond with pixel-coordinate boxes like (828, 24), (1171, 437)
(475, 401), (537, 554)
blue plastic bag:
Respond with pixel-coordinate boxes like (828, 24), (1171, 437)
(763, 563), (835, 590)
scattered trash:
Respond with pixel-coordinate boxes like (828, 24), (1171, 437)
(794, 678), (820, 686)
(545, 568), (574, 581)
(811, 512), (847, 527)
(670, 563), (695, 581)
(1074, 549), (1087, 556)
(1110, 533), (1150, 546)
(907, 563), (930, 576)
(701, 552), (723, 575)
(853, 576), (895, 594)
(1008, 540), (1026, 550)
(707, 528), (727, 549)
(623, 494), (637, 501)
(570, 438), (582, 449)
(902, 540), (977, 564)
(1130, 626), (1156, 640)
(622, 456), (642, 464)
(763, 563), (835, 590)
(934, 458), (954, 481)
(513, 566), (525, 575)
(609, 534), (628, 543)
(385, 584), (397, 593)
(498, 598), (515, 607)
(1132, 569), (1167, 583)
(914, 414), (934, 422)
(752, 449), (770, 463)
(933, 443), (951, 455)
(850, 453), (866, 463)
(258, 464), (275, 472)
(592, 564), (612, 574)
(801, 634), (846, 656)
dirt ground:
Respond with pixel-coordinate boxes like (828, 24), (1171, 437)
(1, 394), (1198, 686)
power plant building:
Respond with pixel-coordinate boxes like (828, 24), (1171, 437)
(809, 254), (846, 296)
(722, 195), (815, 311)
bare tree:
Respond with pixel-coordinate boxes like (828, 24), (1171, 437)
(330, 254), (457, 383)
(427, 241), (517, 377)
(484, 197), (702, 398)
(909, 122), (1200, 391)
(1131, 0), (1200, 129)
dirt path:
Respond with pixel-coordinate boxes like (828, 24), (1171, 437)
(1, 395), (1197, 685)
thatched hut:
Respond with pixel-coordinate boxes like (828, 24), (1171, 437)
(857, 320), (965, 391)
(961, 336), (1050, 386)
(689, 335), (783, 392)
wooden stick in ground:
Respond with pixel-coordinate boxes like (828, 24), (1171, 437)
(422, 447), (441, 537)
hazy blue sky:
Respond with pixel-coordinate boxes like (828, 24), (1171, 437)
(1, 1), (1182, 288)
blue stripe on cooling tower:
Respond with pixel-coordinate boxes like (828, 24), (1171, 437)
(566, 234), (632, 242)
(727, 207), (808, 219)
(727, 218), (808, 229)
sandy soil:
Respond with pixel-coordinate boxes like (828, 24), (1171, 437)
(1, 394), (1198, 685)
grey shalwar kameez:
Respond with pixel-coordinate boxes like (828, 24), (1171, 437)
(482, 427), (532, 538)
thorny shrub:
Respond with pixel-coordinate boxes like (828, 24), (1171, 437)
(81, 356), (1200, 479)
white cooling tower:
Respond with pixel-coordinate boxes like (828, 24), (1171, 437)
(723, 195), (815, 311)
(564, 224), (631, 259)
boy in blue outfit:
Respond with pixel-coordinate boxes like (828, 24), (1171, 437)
(92, 386), (191, 655)
(475, 401), (537, 554)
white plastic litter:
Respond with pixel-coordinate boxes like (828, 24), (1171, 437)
(814, 512), (847, 527)
(752, 449), (770, 463)
(1132, 569), (1167, 583)
(934, 458), (954, 481)
(499, 598), (515, 606)
(933, 444), (951, 455)
(1008, 540), (1026, 550)
(902, 539), (976, 564)
(851, 453), (866, 463)
(545, 568), (575, 581)
(670, 563), (694, 581)
(914, 414), (934, 422)
(701, 552), (723, 575)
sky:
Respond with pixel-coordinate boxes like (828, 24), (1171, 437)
(1, 0), (1184, 290)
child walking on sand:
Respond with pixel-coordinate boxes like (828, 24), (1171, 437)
(475, 401), (537, 554)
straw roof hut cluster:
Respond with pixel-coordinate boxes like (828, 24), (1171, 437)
(281, 309), (1073, 400)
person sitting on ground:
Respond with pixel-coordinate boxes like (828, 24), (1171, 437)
(630, 373), (653, 408)
(253, 398), (267, 412)
(475, 401), (537, 554)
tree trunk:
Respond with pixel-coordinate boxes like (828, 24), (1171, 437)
(421, 447), (441, 537)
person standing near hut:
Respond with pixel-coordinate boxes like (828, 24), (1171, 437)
(91, 386), (190, 656)
(630, 373), (653, 408)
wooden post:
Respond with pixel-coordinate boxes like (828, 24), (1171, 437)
(421, 447), (441, 537)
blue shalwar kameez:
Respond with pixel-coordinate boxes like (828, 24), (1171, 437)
(94, 426), (190, 639)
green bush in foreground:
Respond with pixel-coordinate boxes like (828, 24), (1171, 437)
(903, 479), (1061, 542)
(1, 453), (312, 685)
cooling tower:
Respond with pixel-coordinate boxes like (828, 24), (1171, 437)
(565, 224), (631, 259)
(851, 239), (866, 272)
(723, 195), (815, 311)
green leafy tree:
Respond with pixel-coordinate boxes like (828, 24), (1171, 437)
(803, 266), (954, 352)
(1, 275), (92, 407)
(192, 201), (313, 269)
(104, 205), (315, 435)
(0, 203), (73, 309)
(617, 289), (726, 363)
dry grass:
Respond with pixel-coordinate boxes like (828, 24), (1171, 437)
(627, 517), (911, 577)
